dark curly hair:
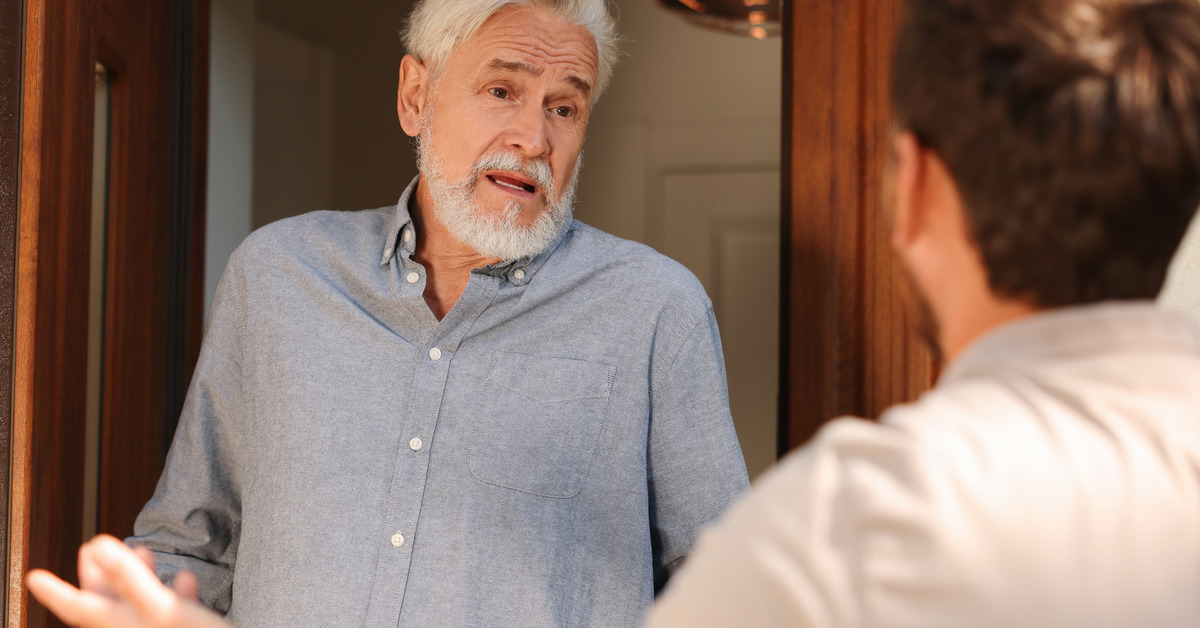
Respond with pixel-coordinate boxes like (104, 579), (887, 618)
(893, 0), (1200, 306)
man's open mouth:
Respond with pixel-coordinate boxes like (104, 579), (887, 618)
(486, 172), (538, 195)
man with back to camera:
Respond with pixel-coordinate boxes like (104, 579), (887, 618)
(26, 0), (1200, 626)
(42, 0), (749, 626)
(648, 0), (1200, 625)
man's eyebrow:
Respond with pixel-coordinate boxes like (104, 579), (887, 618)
(486, 58), (593, 99)
(565, 75), (592, 100)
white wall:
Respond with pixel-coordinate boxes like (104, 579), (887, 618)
(205, 0), (256, 316)
(255, 0), (417, 215)
(1161, 215), (1200, 327)
(576, 1), (783, 479)
(254, 22), (334, 227)
(576, 0), (782, 242)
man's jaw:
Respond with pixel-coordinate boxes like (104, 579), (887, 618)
(416, 130), (577, 260)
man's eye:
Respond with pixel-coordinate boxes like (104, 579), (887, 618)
(552, 106), (573, 118)
(489, 87), (509, 99)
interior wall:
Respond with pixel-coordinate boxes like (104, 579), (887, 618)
(253, 21), (333, 228)
(575, 1), (782, 241)
(576, 1), (782, 479)
(206, 0), (256, 314)
(256, 0), (417, 216)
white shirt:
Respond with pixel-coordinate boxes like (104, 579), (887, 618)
(648, 302), (1200, 627)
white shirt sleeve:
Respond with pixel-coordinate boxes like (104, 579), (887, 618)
(645, 417), (913, 628)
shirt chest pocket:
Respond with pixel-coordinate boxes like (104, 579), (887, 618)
(468, 352), (617, 498)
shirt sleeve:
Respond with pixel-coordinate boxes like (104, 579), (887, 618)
(644, 417), (927, 627)
(647, 305), (750, 591)
(126, 247), (249, 614)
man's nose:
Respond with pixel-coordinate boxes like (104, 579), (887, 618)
(504, 100), (550, 158)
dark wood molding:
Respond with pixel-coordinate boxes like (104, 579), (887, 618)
(164, 0), (210, 453)
(0, 0), (24, 617)
(777, 0), (794, 458)
(12, 0), (94, 622)
(781, 0), (935, 451)
(95, 0), (173, 542)
(12, 0), (193, 623)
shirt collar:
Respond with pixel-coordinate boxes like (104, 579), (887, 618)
(380, 176), (420, 267)
(939, 301), (1200, 385)
(380, 175), (572, 286)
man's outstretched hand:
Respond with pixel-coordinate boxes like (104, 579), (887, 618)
(25, 535), (230, 628)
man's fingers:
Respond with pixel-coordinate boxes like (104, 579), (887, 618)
(172, 571), (200, 602)
(84, 537), (175, 618)
(133, 546), (157, 571)
(78, 537), (117, 598)
(26, 569), (118, 628)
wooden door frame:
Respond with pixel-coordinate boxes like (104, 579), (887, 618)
(11, 1), (96, 621)
(0, 0), (24, 618)
(780, 0), (935, 451)
(9, 0), (207, 624)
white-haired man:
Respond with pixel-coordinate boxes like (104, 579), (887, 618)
(95, 1), (748, 626)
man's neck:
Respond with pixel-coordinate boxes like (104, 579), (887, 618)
(410, 181), (501, 320)
(939, 291), (1039, 365)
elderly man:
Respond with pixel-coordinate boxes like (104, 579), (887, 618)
(65, 0), (748, 626)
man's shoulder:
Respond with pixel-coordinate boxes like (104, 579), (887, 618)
(554, 220), (710, 309)
(233, 207), (394, 266)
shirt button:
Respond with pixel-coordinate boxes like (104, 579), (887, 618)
(409, 437), (423, 451)
(429, 347), (442, 361)
(390, 532), (405, 547)
(513, 269), (526, 280)
(406, 272), (420, 284)
(403, 229), (413, 243)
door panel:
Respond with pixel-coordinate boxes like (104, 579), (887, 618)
(13, 0), (207, 625)
(781, 0), (935, 450)
(653, 123), (780, 480)
(0, 0), (24, 617)
(661, 169), (779, 480)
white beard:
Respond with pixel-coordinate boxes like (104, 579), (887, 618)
(416, 127), (581, 261)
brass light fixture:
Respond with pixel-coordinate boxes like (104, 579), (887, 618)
(656, 0), (782, 39)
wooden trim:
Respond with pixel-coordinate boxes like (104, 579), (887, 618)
(11, 0), (187, 623)
(12, 1), (95, 624)
(189, 0), (210, 381)
(858, 0), (935, 416)
(95, 0), (173, 541)
(164, 0), (210, 451)
(776, 0), (793, 457)
(0, 0), (24, 618)
(782, 0), (934, 451)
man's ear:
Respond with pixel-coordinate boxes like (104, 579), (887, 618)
(397, 55), (430, 137)
(890, 131), (926, 253)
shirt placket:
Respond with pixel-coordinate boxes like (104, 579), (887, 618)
(363, 268), (498, 628)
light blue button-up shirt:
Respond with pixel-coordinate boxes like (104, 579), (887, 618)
(130, 178), (750, 627)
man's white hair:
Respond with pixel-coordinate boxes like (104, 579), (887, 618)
(402, 0), (619, 99)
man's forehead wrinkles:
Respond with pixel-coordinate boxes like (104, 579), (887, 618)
(488, 58), (543, 76)
(505, 42), (595, 68)
(473, 43), (598, 90)
(474, 37), (598, 69)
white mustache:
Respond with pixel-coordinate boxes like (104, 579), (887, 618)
(471, 152), (555, 198)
